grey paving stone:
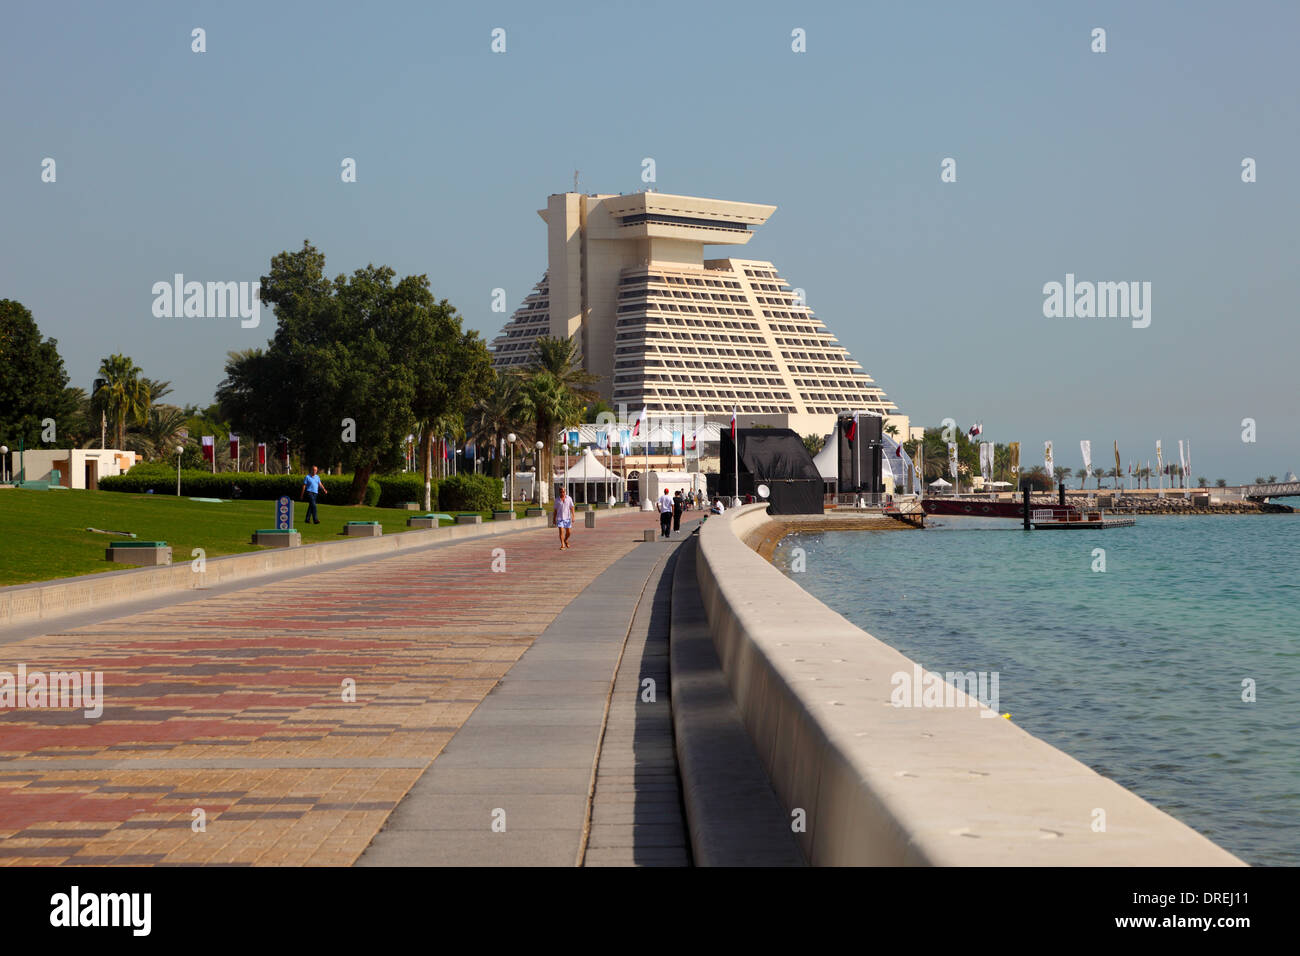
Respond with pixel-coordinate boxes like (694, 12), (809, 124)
(379, 793), (588, 832)
(587, 823), (689, 849)
(359, 828), (579, 867)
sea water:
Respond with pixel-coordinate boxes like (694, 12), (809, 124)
(773, 514), (1300, 865)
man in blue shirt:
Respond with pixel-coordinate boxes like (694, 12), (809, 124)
(300, 466), (327, 524)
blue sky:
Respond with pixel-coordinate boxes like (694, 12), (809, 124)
(2, 0), (1296, 482)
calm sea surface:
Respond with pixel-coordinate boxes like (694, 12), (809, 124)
(772, 514), (1300, 865)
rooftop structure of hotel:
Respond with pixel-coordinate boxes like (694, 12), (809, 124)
(490, 190), (904, 438)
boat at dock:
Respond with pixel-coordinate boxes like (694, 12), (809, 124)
(1030, 508), (1136, 530)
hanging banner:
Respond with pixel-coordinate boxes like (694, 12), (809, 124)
(1008, 442), (1020, 481)
(229, 434), (240, 468)
(1080, 440), (1092, 478)
(913, 447), (923, 491)
(671, 430), (683, 455)
(1156, 440), (1163, 472)
(257, 442), (266, 466)
(201, 435), (214, 462)
(1045, 441), (1054, 478)
(948, 442), (958, 479)
(979, 442), (993, 483)
(620, 429), (632, 455)
(1113, 441), (1121, 482)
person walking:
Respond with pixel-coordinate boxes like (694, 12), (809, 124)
(300, 465), (327, 524)
(554, 486), (575, 550)
(672, 489), (684, 533)
(656, 487), (674, 538)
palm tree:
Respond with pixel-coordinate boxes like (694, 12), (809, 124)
(514, 371), (579, 504)
(1215, 478), (1227, 488)
(467, 376), (521, 480)
(142, 378), (173, 404)
(126, 404), (191, 461)
(1053, 466), (1072, 485)
(512, 336), (599, 504)
(92, 354), (151, 449)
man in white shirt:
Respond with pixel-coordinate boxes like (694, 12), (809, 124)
(711, 498), (726, 515)
(554, 487), (575, 550)
(656, 488), (674, 538)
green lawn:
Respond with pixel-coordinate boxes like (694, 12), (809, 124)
(0, 488), (550, 586)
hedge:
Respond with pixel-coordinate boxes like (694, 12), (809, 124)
(438, 473), (504, 512)
(101, 469), (382, 507)
(374, 473), (433, 508)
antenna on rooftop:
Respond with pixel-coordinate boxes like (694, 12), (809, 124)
(573, 169), (579, 192)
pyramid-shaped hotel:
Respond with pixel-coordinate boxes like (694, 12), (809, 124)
(491, 191), (903, 438)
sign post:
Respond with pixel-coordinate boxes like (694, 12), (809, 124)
(275, 495), (294, 531)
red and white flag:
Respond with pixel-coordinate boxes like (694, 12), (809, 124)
(730, 408), (737, 442)
(229, 434), (240, 465)
(201, 435), (214, 461)
(632, 405), (648, 438)
(846, 413), (858, 442)
(257, 443), (267, 465)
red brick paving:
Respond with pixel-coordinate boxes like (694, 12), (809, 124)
(0, 511), (660, 865)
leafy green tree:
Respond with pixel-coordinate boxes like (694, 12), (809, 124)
(254, 241), (490, 504)
(0, 299), (79, 448)
(1215, 478), (1227, 488)
(409, 307), (492, 510)
(802, 433), (825, 456)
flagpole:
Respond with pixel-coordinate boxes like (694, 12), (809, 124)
(732, 409), (739, 503)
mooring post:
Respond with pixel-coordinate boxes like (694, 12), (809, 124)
(1022, 479), (1031, 529)
(1059, 481), (1066, 508)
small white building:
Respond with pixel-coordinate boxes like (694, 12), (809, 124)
(12, 449), (139, 489)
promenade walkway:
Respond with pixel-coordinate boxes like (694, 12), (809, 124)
(0, 508), (695, 866)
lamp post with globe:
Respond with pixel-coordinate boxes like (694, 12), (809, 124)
(506, 433), (516, 505)
(0, 446), (7, 483)
(534, 440), (544, 505)
(176, 445), (185, 496)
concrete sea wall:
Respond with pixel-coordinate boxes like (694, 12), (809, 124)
(693, 504), (1242, 865)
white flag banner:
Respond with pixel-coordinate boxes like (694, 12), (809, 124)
(948, 442), (958, 479)
(1045, 441), (1055, 479)
(979, 442), (993, 483)
(1156, 440), (1163, 472)
(1080, 440), (1092, 477)
(1178, 439), (1187, 477)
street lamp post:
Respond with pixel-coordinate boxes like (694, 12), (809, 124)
(175, 445), (184, 496)
(507, 433), (516, 505)
(534, 440), (544, 505)
(0, 446), (7, 483)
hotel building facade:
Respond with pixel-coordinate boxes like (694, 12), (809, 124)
(490, 191), (905, 439)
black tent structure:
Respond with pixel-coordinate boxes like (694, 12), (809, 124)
(713, 428), (823, 515)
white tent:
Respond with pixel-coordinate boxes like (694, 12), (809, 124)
(812, 433), (837, 480)
(558, 448), (624, 504)
(928, 477), (952, 488)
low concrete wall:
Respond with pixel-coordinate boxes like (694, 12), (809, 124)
(0, 516), (547, 629)
(694, 504), (1243, 865)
